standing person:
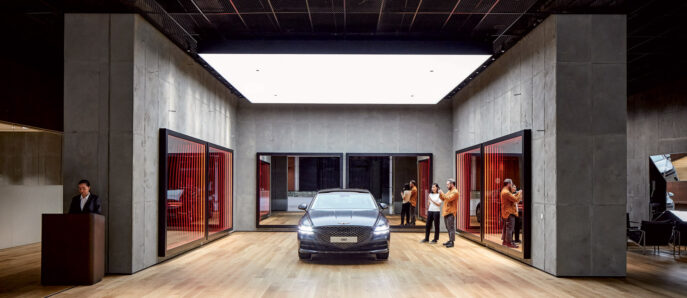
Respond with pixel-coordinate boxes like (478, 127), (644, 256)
(400, 184), (411, 226)
(68, 179), (102, 214)
(409, 180), (418, 226)
(438, 179), (459, 248)
(422, 183), (442, 243)
(500, 179), (522, 248)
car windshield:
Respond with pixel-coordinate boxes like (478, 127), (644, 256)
(311, 192), (377, 210)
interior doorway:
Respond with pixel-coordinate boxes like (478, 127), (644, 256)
(257, 153), (343, 227)
(346, 153), (432, 229)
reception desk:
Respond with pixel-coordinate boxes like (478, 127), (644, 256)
(41, 213), (105, 285)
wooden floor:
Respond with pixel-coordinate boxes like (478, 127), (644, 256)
(2, 233), (687, 298)
(387, 214), (426, 226)
(259, 211), (304, 225)
(0, 243), (71, 297)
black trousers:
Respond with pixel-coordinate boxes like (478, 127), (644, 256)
(425, 211), (440, 241)
(410, 205), (416, 224)
(501, 214), (516, 244)
(444, 214), (456, 242)
(401, 203), (411, 225)
(514, 210), (523, 241)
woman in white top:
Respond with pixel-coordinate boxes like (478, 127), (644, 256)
(400, 183), (412, 226)
(422, 183), (442, 243)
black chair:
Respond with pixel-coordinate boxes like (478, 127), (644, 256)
(674, 221), (687, 255)
(627, 213), (643, 248)
(628, 218), (674, 254)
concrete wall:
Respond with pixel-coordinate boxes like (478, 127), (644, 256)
(628, 78), (687, 221)
(64, 14), (239, 274)
(0, 132), (63, 249)
(450, 15), (627, 276)
(236, 103), (454, 231)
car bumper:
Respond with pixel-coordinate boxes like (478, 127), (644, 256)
(298, 239), (389, 254)
(299, 247), (389, 254)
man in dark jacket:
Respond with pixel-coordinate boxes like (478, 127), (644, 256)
(68, 179), (102, 214)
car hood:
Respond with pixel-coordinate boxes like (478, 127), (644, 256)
(308, 209), (379, 227)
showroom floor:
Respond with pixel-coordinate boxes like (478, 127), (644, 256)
(2, 233), (687, 297)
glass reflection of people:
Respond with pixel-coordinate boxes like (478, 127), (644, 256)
(513, 201), (523, 245)
(400, 184), (412, 226)
(500, 179), (522, 248)
(68, 179), (102, 214)
(422, 183), (442, 243)
(409, 180), (418, 226)
(438, 179), (458, 248)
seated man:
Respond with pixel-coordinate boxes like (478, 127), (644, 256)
(68, 179), (102, 214)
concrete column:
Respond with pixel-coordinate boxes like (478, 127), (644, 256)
(554, 14), (627, 276)
(64, 14), (135, 274)
(64, 13), (239, 274)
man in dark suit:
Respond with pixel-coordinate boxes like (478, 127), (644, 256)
(68, 179), (102, 214)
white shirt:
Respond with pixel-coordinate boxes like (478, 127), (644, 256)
(402, 190), (411, 203)
(80, 194), (90, 211)
(428, 193), (442, 212)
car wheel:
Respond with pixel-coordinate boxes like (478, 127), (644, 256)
(298, 252), (311, 260)
(376, 253), (389, 260)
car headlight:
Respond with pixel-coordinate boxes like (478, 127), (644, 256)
(374, 220), (390, 234)
(298, 220), (314, 234)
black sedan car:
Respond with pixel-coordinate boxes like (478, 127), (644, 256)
(297, 189), (390, 260)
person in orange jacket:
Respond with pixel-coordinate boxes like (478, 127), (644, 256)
(439, 179), (459, 248)
(409, 180), (418, 226)
(500, 178), (523, 248)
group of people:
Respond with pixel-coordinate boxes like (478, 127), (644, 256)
(411, 177), (522, 250)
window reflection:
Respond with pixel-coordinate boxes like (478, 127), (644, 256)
(166, 135), (206, 250)
(258, 154), (342, 226)
(208, 147), (233, 234)
(483, 136), (524, 252)
(457, 148), (481, 237)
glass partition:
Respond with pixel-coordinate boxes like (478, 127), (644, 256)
(257, 153), (343, 227)
(159, 129), (234, 257)
(208, 146), (233, 235)
(483, 135), (524, 253)
(455, 130), (530, 260)
(456, 146), (482, 239)
(346, 153), (433, 228)
(164, 135), (207, 251)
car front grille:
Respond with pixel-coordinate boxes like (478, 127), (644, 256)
(314, 226), (373, 249)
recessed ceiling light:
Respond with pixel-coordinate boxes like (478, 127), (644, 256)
(199, 53), (492, 104)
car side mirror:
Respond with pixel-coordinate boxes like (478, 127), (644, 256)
(298, 203), (308, 211)
(379, 203), (388, 210)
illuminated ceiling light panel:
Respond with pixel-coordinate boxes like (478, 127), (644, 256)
(199, 54), (491, 104)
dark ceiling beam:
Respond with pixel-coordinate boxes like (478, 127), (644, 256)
(408, 0), (423, 31)
(226, 0), (248, 29)
(266, 0), (282, 31)
(188, 0), (211, 23)
(165, 11), (526, 15)
(200, 38), (491, 54)
(305, 0), (314, 32)
(441, 0), (462, 30)
(473, 0), (500, 31)
(376, 0), (385, 32)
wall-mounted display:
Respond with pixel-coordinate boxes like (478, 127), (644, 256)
(455, 130), (531, 260)
(159, 129), (233, 257)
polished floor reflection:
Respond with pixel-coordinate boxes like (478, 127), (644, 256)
(3, 234), (687, 297)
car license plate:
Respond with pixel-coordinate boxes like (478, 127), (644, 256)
(330, 236), (357, 243)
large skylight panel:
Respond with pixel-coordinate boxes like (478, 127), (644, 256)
(199, 54), (491, 104)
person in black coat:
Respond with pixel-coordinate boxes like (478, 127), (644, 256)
(68, 179), (102, 214)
